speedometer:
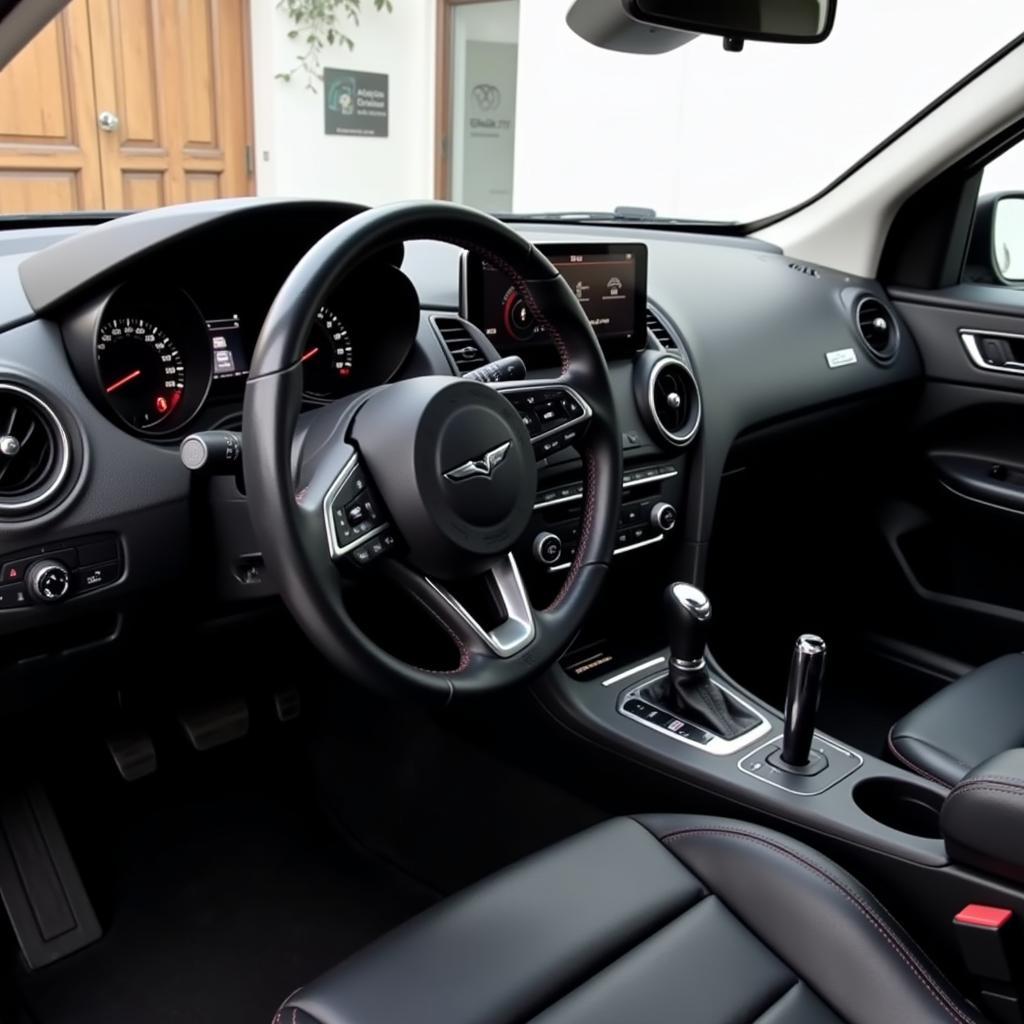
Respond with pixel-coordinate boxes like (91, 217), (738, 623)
(301, 306), (354, 399)
(97, 318), (185, 429)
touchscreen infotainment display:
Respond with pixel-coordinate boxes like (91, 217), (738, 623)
(465, 242), (647, 355)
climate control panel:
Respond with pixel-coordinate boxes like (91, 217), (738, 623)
(526, 464), (680, 571)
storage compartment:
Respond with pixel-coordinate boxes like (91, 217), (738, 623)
(852, 777), (944, 839)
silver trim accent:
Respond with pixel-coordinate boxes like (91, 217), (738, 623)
(443, 440), (512, 482)
(671, 656), (706, 672)
(600, 656), (666, 688)
(0, 383), (72, 514)
(533, 467), (678, 510)
(493, 381), (593, 447)
(960, 329), (1024, 376)
(322, 455), (390, 560)
(424, 553), (535, 658)
(646, 356), (701, 447)
(737, 734), (863, 796)
(618, 673), (771, 755)
(547, 532), (663, 572)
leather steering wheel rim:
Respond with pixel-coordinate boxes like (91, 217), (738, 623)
(243, 201), (622, 702)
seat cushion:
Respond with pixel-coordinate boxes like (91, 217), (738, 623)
(277, 815), (980, 1024)
(890, 652), (1024, 787)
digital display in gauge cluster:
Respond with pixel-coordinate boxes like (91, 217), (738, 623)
(206, 314), (250, 380)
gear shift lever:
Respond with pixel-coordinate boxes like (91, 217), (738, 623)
(665, 584), (759, 741)
(780, 635), (827, 767)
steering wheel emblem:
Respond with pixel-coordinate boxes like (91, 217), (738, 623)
(444, 440), (512, 482)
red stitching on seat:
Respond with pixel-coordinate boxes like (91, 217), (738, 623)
(660, 826), (978, 1024)
(887, 727), (953, 789)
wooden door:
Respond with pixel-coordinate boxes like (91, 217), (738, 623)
(0, 0), (253, 213)
(89, 0), (252, 208)
(0, 1), (104, 213)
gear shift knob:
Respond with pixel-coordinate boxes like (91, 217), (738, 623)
(665, 583), (711, 669)
(781, 634), (827, 767)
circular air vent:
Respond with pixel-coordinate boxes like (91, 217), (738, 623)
(0, 384), (71, 515)
(647, 357), (701, 447)
(855, 297), (898, 363)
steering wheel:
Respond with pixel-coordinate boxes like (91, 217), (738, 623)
(243, 202), (622, 701)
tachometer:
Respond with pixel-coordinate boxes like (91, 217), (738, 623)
(97, 318), (185, 429)
(301, 305), (354, 399)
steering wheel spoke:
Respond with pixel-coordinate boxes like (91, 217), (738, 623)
(493, 379), (592, 459)
(390, 554), (537, 660)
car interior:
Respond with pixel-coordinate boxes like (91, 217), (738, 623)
(4, 0), (1024, 1022)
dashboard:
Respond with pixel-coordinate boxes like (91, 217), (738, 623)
(0, 198), (922, 662)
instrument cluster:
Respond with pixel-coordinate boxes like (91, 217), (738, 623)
(66, 262), (421, 438)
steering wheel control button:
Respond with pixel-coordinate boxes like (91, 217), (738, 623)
(533, 532), (563, 566)
(651, 502), (677, 532)
(27, 560), (71, 603)
(501, 386), (592, 457)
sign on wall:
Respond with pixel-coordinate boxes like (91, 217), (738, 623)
(324, 69), (389, 137)
(461, 42), (517, 210)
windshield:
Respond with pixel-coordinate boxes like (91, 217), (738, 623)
(0, 0), (1022, 223)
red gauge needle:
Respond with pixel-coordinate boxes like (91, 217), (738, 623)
(300, 347), (320, 363)
(105, 369), (142, 394)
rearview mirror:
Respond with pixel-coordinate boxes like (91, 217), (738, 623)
(567, 0), (836, 53)
(629, 0), (835, 44)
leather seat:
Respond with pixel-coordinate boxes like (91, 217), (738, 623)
(276, 815), (980, 1024)
(890, 653), (1024, 788)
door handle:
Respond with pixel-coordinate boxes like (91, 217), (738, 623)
(930, 451), (1024, 514)
(97, 111), (120, 133)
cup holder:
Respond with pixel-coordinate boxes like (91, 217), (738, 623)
(853, 777), (945, 839)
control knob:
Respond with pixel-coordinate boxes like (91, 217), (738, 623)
(650, 501), (677, 532)
(27, 559), (71, 603)
(532, 531), (563, 566)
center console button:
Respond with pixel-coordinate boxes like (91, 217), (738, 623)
(73, 560), (120, 592)
(532, 532), (563, 566)
(27, 560), (72, 603)
(651, 502), (677, 532)
(0, 584), (27, 609)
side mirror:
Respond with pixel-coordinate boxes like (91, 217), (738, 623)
(967, 193), (1024, 286)
(568, 0), (836, 54)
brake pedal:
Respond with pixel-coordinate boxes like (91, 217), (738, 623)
(274, 688), (301, 722)
(178, 698), (249, 751)
(105, 730), (157, 781)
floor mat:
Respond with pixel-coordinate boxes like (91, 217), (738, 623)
(17, 744), (433, 1024)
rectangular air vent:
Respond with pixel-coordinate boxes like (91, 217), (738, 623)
(432, 317), (487, 373)
(646, 308), (679, 350)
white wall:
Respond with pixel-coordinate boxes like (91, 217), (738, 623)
(249, 0), (436, 206)
(512, 0), (1024, 222)
(449, 0), (519, 204)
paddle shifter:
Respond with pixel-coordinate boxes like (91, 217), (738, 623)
(780, 634), (828, 768)
(665, 584), (759, 741)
